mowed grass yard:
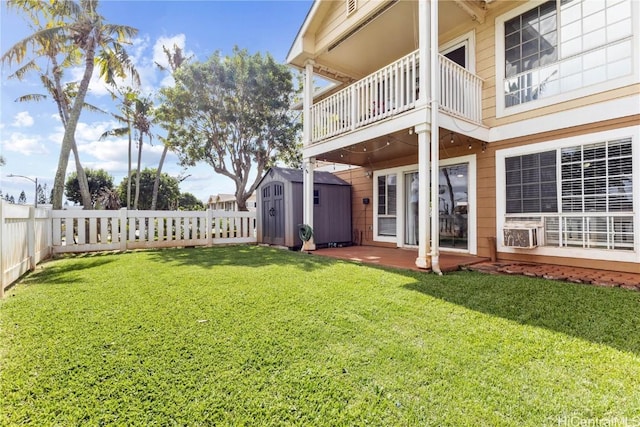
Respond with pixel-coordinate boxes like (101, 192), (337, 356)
(1, 246), (640, 426)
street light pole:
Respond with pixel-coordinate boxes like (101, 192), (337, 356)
(7, 174), (38, 208)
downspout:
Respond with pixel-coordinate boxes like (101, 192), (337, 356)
(429, 0), (442, 275)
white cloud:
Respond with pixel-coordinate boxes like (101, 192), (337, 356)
(12, 111), (34, 128)
(2, 132), (48, 155)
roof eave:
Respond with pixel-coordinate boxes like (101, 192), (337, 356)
(286, 0), (320, 66)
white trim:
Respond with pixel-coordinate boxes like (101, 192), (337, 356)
(494, 0), (640, 118)
(373, 165), (415, 244)
(495, 125), (640, 263)
(372, 154), (477, 255)
(440, 155), (477, 255)
(488, 94), (640, 142)
(440, 30), (476, 74)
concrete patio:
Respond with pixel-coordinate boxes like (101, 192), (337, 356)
(311, 245), (640, 290)
(312, 245), (487, 273)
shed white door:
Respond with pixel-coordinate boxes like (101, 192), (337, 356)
(261, 182), (285, 246)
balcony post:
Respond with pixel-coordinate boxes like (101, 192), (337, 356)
(417, 0), (429, 108)
(415, 123), (431, 270)
(301, 157), (316, 251)
(303, 59), (315, 147)
(429, 0), (441, 274)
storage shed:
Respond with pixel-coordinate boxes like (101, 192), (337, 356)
(257, 167), (352, 248)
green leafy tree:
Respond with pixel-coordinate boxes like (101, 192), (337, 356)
(0, 155), (5, 166)
(18, 191), (27, 204)
(178, 192), (204, 211)
(118, 168), (179, 210)
(2, 0), (139, 209)
(36, 182), (47, 205)
(157, 47), (301, 211)
(65, 168), (114, 208)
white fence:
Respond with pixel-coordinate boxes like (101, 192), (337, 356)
(1, 201), (257, 297)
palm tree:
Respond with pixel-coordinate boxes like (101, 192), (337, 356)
(2, 0), (139, 209)
(131, 95), (153, 210)
(3, 1), (93, 208)
(97, 187), (120, 210)
(100, 89), (152, 210)
(151, 44), (192, 210)
(101, 86), (136, 207)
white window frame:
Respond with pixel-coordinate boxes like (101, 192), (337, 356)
(495, 0), (640, 118)
(440, 155), (478, 255)
(440, 30), (476, 73)
(373, 166), (414, 243)
(496, 125), (640, 263)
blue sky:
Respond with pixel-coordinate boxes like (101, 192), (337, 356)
(0, 0), (312, 205)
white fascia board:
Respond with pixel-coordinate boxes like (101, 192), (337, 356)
(488, 94), (640, 143)
(438, 112), (490, 142)
(303, 108), (429, 159)
(286, 1), (320, 65)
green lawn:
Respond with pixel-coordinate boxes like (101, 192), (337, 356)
(2, 246), (640, 426)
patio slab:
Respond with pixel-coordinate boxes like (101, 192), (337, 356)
(311, 245), (488, 273)
(311, 245), (640, 291)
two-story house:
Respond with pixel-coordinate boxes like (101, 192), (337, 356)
(286, 0), (639, 273)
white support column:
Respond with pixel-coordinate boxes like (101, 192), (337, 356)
(417, 0), (429, 109)
(429, 0), (442, 274)
(415, 123), (431, 269)
(302, 157), (316, 251)
(302, 59), (316, 251)
(303, 60), (315, 148)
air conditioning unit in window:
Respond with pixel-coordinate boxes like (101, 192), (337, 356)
(503, 226), (542, 249)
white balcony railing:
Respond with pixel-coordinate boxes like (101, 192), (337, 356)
(310, 50), (483, 143)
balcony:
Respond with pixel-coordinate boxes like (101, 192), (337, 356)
(310, 50), (483, 144)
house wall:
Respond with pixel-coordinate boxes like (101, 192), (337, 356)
(335, 153), (418, 248)
(335, 115), (640, 273)
(468, 1), (640, 128)
(486, 115), (640, 274)
(314, 0), (382, 55)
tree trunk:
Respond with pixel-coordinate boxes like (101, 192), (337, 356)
(50, 57), (91, 209)
(127, 122), (132, 208)
(133, 133), (143, 210)
(151, 144), (168, 211)
(52, 39), (96, 209)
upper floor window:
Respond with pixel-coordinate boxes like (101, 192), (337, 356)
(498, 0), (635, 115)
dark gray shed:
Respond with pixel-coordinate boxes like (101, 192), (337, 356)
(257, 167), (352, 248)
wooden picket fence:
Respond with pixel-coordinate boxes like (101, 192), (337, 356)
(0, 201), (256, 297)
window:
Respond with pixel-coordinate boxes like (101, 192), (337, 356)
(377, 174), (397, 236)
(505, 151), (557, 213)
(560, 139), (633, 213)
(501, 134), (635, 253)
(499, 0), (634, 112)
(313, 189), (320, 205)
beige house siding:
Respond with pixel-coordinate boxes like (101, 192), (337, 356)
(471, 1), (639, 127)
(481, 115), (640, 274)
(314, 0), (382, 56)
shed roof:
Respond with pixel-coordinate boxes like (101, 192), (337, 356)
(258, 167), (351, 187)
